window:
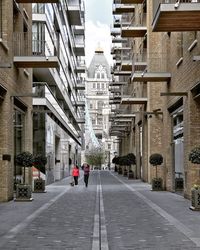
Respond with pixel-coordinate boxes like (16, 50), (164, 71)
(98, 101), (103, 109)
(101, 73), (104, 79)
(97, 73), (100, 79)
(32, 22), (45, 55)
(97, 83), (100, 89)
(32, 3), (45, 14)
(93, 83), (96, 89)
(14, 108), (25, 186)
(102, 83), (104, 89)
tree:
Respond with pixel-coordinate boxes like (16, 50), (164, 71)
(189, 147), (200, 164)
(149, 153), (163, 179)
(33, 154), (47, 178)
(16, 151), (33, 184)
(85, 148), (105, 169)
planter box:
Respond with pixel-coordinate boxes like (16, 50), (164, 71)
(175, 178), (184, 190)
(15, 184), (33, 201)
(123, 170), (128, 176)
(152, 178), (163, 191)
(118, 168), (122, 174)
(128, 171), (134, 179)
(33, 179), (46, 193)
(190, 189), (200, 211)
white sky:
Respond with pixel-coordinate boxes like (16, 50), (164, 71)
(84, 0), (113, 67)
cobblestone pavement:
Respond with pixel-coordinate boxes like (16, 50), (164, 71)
(0, 170), (200, 250)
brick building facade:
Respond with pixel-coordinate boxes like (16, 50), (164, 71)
(110, 0), (200, 198)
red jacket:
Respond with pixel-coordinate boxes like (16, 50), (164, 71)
(72, 167), (79, 177)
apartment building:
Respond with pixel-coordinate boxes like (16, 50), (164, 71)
(110, 0), (200, 198)
(85, 48), (118, 168)
(0, 1), (33, 201)
(0, 0), (85, 201)
(32, 1), (85, 184)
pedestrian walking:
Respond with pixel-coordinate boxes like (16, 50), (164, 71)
(82, 163), (90, 187)
(72, 165), (80, 185)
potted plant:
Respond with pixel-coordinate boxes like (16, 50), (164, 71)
(117, 156), (123, 174)
(119, 156), (128, 176)
(15, 151), (33, 201)
(149, 153), (163, 191)
(112, 156), (118, 172)
(189, 147), (200, 210)
(33, 154), (47, 193)
(127, 153), (136, 179)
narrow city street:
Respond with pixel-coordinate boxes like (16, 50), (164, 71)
(0, 170), (200, 250)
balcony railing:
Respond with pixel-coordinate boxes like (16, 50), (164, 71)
(152, 0), (200, 32)
(112, 3), (135, 14)
(132, 49), (147, 73)
(121, 13), (147, 37)
(13, 32), (58, 57)
(153, 0), (199, 17)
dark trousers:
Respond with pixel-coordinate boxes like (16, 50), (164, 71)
(74, 176), (78, 185)
(84, 174), (89, 187)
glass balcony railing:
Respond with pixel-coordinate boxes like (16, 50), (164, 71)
(13, 32), (58, 57)
(153, 0), (199, 17)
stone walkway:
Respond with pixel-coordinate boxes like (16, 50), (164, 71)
(0, 170), (200, 249)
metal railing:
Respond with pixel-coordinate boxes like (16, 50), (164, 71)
(13, 32), (58, 57)
(121, 13), (147, 28)
(32, 3), (45, 14)
(132, 52), (168, 73)
(153, 0), (200, 17)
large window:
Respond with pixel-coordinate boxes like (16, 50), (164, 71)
(14, 108), (25, 186)
(32, 3), (45, 14)
(32, 22), (45, 55)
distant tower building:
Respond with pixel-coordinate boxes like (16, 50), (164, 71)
(85, 47), (117, 168)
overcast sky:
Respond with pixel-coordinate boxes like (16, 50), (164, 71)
(84, 0), (113, 67)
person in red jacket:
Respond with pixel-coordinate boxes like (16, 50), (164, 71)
(72, 165), (80, 185)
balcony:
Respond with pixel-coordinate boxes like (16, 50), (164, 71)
(121, 14), (147, 37)
(109, 81), (127, 86)
(113, 70), (132, 76)
(121, 27), (147, 37)
(111, 28), (121, 36)
(132, 72), (171, 82)
(67, 0), (82, 26)
(13, 32), (59, 68)
(132, 51), (147, 73)
(33, 84), (81, 144)
(121, 97), (148, 105)
(152, 0), (200, 32)
(73, 36), (85, 56)
(74, 100), (85, 107)
(73, 26), (85, 35)
(76, 118), (85, 124)
(109, 100), (121, 105)
(112, 47), (132, 71)
(112, 37), (127, 43)
(131, 53), (171, 82)
(75, 60), (86, 73)
(75, 83), (85, 90)
(113, 4), (135, 15)
(16, 0), (58, 2)
(113, 0), (143, 3)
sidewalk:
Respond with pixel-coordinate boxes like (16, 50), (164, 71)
(111, 171), (200, 248)
(0, 171), (200, 249)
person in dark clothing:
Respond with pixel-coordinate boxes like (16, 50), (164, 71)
(82, 163), (90, 187)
